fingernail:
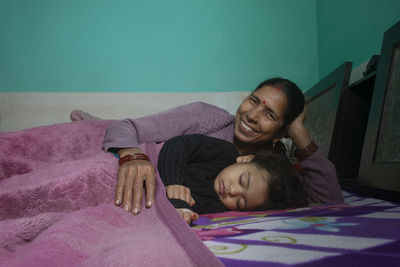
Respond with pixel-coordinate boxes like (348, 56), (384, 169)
(133, 208), (138, 214)
(124, 204), (129, 211)
(146, 200), (152, 207)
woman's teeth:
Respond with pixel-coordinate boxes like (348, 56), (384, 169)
(241, 121), (255, 134)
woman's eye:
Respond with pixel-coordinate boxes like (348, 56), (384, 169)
(248, 97), (257, 104)
(264, 110), (275, 120)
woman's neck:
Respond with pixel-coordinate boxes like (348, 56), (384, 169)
(234, 137), (276, 155)
(233, 136), (258, 155)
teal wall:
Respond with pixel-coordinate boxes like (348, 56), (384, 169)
(316, 0), (400, 79)
(0, 0), (318, 92)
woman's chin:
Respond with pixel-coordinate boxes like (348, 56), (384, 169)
(235, 131), (258, 144)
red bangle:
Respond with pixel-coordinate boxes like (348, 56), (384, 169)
(118, 153), (150, 166)
(294, 141), (318, 162)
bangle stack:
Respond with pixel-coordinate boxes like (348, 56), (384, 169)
(118, 153), (150, 166)
(294, 141), (318, 162)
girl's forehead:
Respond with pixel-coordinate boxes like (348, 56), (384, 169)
(245, 163), (270, 182)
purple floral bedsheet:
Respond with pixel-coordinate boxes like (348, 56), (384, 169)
(193, 191), (400, 266)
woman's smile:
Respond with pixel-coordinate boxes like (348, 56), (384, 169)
(239, 120), (258, 136)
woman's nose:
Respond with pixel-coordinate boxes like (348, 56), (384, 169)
(247, 107), (260, 123)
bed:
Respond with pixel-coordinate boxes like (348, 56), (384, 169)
(195, 191), (400, 266)
(2, 20), (400, 267)
(1, 120), (400, 267)
(1, 120), (399, 267)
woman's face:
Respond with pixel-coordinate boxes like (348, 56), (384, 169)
(213, 156), (269, 210)
(234, 86), (288, 146)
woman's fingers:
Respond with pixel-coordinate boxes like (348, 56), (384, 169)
(122, 167), (135, 211)
(115, 167), (126, 206)
(131, 170), (144, 214)
(144, 170), (156, 208)
(115, 160), (157, 215)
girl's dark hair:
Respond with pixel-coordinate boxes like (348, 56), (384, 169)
(252, 152), (309, 210)
(253, 77), (305, 156)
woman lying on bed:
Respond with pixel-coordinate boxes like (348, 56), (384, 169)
(71, 77), (344, 215)
(157, 134), (308, 224)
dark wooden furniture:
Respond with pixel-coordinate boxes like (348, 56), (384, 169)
(357, 20), (400, 193)
(300, 21), (400, 202)
(302, 61), (356, 179)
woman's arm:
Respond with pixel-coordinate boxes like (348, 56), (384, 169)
(107, 102), (234, 214)
(103, 102), (234, 151)
(115, 147), (156, 214)
(298, 149), (344, 203)
(288, 108), (344, 204)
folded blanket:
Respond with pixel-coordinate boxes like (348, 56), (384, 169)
(0, 121), (223, 267)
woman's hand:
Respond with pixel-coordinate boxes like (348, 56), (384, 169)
(287, 106), (312, 150)
(114, 148), (156, 215)
(176, 208), (199, 224)
(165, 185), (196, 207)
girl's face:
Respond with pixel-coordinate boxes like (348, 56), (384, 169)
(234, 86), (288, 147)
(213, 156), (269, 211)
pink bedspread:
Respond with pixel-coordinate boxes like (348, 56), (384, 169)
(0, 121), (223, 267)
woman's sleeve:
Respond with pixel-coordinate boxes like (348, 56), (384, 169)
(299, 149), (344, 204)
(102, 102), (234, 152)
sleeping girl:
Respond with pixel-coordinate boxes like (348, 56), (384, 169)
(156, 134), (308, 224)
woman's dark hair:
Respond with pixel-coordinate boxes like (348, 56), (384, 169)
(253, 77), (305, 155)
(254, 77), (305, 127)
(251, 153), (309, 210)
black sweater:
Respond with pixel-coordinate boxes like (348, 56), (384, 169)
(157, 134), (239, 214)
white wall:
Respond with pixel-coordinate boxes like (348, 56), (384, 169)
(0, 92), (249, 132)
(0, 61), (369, 133)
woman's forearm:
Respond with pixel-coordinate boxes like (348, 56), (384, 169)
(288, 123), (312, 150)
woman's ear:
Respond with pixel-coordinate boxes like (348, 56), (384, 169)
(236, 155), (255, 163)
(272, 132), (285, 144)
(272, 125), (289, 143)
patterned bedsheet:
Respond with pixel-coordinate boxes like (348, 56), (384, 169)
(193, 191), (400, 266)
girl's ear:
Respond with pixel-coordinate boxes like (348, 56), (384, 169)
(236, 155), (255, 163)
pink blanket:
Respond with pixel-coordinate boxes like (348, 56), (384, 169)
(0, 121), (223, 267)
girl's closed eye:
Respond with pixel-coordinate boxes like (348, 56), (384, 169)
(240, 172), (250, 189)
(237, 198), (246, 210)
